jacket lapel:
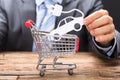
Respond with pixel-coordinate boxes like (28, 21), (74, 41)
(20, 0), (36, 22)
(19, 0), (36, 49)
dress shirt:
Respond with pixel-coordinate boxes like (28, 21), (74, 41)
(35, 0), (63, 31)
(33, 0), (63, 51)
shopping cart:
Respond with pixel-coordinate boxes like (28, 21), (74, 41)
(25, 20), (79, 77)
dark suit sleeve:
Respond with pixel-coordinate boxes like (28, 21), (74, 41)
(0, 0), (8, 51)
(114, 31), (120, 58)
(83, 0), (103, 17)
(86, 0), (120, 59)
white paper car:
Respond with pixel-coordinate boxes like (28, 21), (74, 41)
(50, 16), (84, 36)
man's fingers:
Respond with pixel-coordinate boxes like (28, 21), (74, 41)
(95, 32), (115, 44)
(90, 24), (115, 36)
(87, 15), (113, 30)
(84, 10), (109, 26)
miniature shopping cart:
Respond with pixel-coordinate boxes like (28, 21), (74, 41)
(25, 20), (79, 77)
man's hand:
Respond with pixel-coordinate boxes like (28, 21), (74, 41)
(84, 10), (115, 46)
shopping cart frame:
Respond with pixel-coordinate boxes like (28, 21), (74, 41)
(25, 20), (78, 77)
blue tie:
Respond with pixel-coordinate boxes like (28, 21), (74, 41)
(36, 0), (56, 32)
(33, 0), (56, 51)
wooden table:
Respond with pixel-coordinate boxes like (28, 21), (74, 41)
(0, 52), (120, 80)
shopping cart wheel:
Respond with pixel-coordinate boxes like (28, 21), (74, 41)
(68, 69), (73, 75)
(42, 65), (46, 71)
(40, 70), (45, 77)
(42, 65), (46, 68)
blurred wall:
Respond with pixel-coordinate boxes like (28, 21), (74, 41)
(102, 0), (120, 32)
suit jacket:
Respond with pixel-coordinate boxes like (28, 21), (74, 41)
(0, 0), (119, 58)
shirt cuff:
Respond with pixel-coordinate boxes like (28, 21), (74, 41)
(92, 37), (116, 57)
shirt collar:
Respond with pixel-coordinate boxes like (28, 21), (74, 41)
(35, 0), (63, 6)
(55, 0), (63, 4)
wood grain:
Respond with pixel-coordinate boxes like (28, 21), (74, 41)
(0, 52), (120, 80)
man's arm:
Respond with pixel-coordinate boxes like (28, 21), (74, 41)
(84, 9), (119, 59)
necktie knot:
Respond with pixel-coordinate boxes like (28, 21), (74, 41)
(41, 0), (56, 25)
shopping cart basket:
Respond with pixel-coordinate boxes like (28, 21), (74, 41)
(25, 20), (79, 76)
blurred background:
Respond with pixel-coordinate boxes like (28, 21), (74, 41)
(102, 0), (120, 32)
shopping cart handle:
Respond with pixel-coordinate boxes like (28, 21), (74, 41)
(25, 19), (34, 28)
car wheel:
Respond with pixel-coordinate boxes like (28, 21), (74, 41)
(74, 23), (82, 31)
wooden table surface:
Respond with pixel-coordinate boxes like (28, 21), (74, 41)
(0, 52), (120, 80)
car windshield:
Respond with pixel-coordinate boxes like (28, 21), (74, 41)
(58, 16), (74, 27)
